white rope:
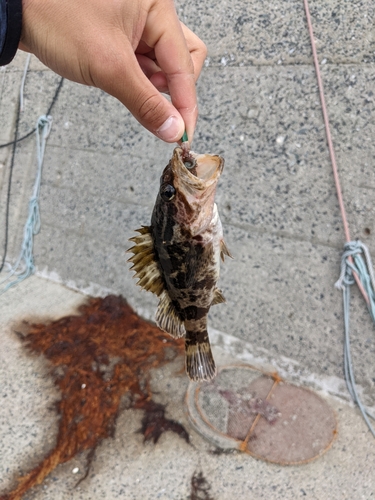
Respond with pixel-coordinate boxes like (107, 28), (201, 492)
(0, 115), (52, 295)
(335, 240), (375, 437)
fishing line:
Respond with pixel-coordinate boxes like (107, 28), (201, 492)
(181, 130), (188, 143)
(0, 77), (64, 150)
(303, 0), (375, 435)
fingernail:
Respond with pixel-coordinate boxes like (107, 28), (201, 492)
(156, 116), (182, 142)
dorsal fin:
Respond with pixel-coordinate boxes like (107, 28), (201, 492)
(211, 288), (226, 305)
(127, 226), (164, 296)
(220, 239), (233, 261)
(155, 291), (186, 338)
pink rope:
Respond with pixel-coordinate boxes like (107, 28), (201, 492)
(303, 0), (369, 304)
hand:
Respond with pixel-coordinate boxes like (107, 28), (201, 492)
(19, 0), (207, 144)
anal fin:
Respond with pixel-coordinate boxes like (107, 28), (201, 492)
(155, 291), (186, 338)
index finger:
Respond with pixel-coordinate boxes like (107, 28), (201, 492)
(180, 22), (207, 84)
(143, 3), (199, 143)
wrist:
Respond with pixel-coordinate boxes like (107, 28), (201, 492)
(0, 0), (23, 66)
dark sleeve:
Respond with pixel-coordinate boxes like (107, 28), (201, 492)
(0, 0), (23, 66)
(0, 0), (7, 55)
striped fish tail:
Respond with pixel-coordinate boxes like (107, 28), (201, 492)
(185, 331), (216, 381)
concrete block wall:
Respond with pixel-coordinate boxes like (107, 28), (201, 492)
(1, 0), (375, 406)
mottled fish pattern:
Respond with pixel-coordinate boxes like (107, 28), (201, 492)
(128, 147), (230, 381)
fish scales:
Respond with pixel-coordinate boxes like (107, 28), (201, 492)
(128, 147), (231, 381)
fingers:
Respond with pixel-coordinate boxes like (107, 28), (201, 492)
(142, 3), (204, 144)
(137, 24), (206, 86)
(136, 21), (207, 97)
(180, 23), (207, 84)
(91, 41), (185, 142)
(19, 0), (206, 144)
(136, 53), (161, 80)
(98, 12), (206, 144)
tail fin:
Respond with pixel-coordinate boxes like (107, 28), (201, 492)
(185, 333), (217, 381)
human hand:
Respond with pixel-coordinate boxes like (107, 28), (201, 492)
(19, 0), (207, 144)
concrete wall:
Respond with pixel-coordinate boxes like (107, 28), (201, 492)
(1, 0), (375, 404)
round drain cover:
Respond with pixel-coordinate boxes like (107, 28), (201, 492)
(186, 365), (337, 465)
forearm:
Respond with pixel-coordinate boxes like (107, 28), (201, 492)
(0, 0), (23, 66)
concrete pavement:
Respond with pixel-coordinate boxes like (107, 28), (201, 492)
(1, 0), (375, 497)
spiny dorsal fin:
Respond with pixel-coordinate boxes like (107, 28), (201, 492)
(127, 226), (164, 296)
(211, 288), (226, 305)
(220, 239), (233, 261)
(155, 291), (186, 339)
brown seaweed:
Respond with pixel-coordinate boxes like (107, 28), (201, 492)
(190, 471), (215, 500)
(1, 295), (186, 500)
(135, 399), (190, 444)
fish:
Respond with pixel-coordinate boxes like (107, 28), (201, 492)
(127, 146), (231, 381)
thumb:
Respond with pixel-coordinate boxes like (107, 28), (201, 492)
(92, 50), (185, 143)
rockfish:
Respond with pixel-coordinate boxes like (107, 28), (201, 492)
(128, 147), (230, 381)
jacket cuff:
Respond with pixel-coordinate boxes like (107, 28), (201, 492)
(0, 0), (23, 66)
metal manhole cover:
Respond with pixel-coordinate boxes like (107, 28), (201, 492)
(186, 365), (337, 465)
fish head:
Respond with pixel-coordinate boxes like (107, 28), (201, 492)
(157, 147), (224, 236)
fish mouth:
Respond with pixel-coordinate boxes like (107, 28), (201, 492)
(170, 147), (223, 234)
(172, 147), (224, 188)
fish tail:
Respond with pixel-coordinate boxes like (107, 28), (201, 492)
(185, 330), (216, 382)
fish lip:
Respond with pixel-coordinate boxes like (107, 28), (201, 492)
(172, 147), (224, 187)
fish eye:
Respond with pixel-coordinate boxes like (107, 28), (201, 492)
(183, 160), (196, 169)
(160, 184), (176, 201)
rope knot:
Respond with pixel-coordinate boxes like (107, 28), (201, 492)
(335, 238), (375, 324)
(343, 240), (362, 257)
(335, 240), (361, 290)
(37, 115), (53, 141)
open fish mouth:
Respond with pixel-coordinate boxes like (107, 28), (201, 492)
(172, 148), (224, 189)
(193, 153), (223, 180)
